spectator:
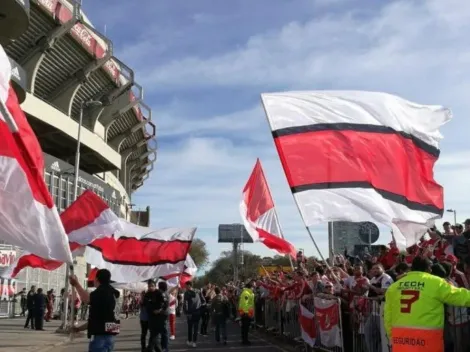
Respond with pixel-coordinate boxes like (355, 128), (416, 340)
(24, 285), (35, 330)
(147, 281), (169, 352)
(211, 286), (229, 345)
(184, 281), (205, 348)
(69, 269), (120, 352)
(33, 288), (46, 331)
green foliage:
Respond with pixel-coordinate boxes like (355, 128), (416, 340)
(189, 238), (210, 269)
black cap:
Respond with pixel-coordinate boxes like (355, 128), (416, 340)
(464, 219), (470, 225)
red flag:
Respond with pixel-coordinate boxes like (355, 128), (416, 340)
(240, 159), (296, 257)
(0, 45), (71, 262)
(5, 191), (122, 278)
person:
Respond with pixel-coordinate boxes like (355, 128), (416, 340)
(33, 288), (46, 331)
(384, 256), (470, 351)
(168, 288), (178, 340)
(211, 287), (229, 345)
(18, 288), (27, 317)
(70, 269), (120, 352)
(238, 282), (254, 345)
(45, 289), (54, 322)
(146, 281), (170, 352)
(184, 281), (205, 347)
(140, 280), (156, 352)
(24, 285), (36, 329)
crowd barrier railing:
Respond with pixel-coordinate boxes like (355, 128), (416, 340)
(254, 294), (344, 352)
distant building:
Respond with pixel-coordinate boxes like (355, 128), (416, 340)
(329, 221), (377, 255)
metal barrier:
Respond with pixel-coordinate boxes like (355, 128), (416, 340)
(255, 295), (344, 352)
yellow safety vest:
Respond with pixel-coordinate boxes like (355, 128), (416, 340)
(384, 271), (470, 351)
(238, 288), (254, 317)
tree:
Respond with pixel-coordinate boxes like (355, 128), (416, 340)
(202, 250), (263, 286)
(189, 238), (210, 269)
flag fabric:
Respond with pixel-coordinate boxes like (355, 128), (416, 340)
(4, 191), (122, 278)
(261, 91), (450, 248)
(161, 254), (198, 287)
(0, 45), (72, 262)
(314, 297), (342, 347)
(240, 159), (296, 257)
(85, 220), (196, 283)
(300, 303), (316, 347)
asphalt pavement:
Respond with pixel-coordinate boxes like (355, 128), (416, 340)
(50, 316), (295, 352)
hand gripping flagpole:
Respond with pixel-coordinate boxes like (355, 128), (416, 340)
(260, 97), (339, 283)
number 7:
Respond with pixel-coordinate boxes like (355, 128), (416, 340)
(400, 290), (420, 313)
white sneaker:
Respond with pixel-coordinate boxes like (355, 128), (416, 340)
(186, 341), (191, 346)
(192, 342), (197, 347)
(170, 335), (175, 340)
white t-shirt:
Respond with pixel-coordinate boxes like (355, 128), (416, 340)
(370, 273), (393, 289)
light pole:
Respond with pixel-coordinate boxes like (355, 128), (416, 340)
(447, 209), (457, 227)
(61, 100), (102, 334)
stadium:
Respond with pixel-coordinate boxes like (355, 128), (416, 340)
(0, 0), (156, 315)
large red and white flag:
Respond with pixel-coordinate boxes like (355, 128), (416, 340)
(300, 303), (316, 347)
(240, 159), (296, 257)
(0, 45), (71, 262)
(85, 221), (196, 283)
(4, 190), (122, 278)
(261, 91), (450, 248)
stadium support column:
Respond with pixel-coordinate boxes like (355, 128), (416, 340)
(233, 242), (239, 283)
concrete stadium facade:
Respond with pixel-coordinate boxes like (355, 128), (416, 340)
(0, 0), (155, 315)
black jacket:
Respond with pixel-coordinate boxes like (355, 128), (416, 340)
(88, 284), (120, 338)
(26, 291), (35, 310)
(144, 290), (169, 322)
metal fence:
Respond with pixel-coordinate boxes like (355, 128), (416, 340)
(254, 295), (344, 352)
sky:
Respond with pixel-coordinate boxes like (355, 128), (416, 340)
(83, 0), (470, 267)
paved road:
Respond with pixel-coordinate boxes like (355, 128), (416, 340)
(51, 316), (294, 352)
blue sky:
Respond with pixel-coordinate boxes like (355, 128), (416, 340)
(84, 0), (470, 266)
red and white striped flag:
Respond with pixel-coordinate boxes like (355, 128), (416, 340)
(300, 303), (316, 347)
(240, 159), (296, 257)
(162, 254), (198, 288)
(85, 221), (196, 283)
(262, 91), (450, 248)
(0, 45), (71, 262)
(4, 190), (122, 278)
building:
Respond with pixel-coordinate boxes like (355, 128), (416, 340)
(328, 221), (381, 256)
(0, 0), (156, 314)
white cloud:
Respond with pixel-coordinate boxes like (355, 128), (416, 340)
(131, 0), (470, 263)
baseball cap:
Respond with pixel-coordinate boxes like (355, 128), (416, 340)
(464, 219), (470, 226)
(445, 254), (458, 264)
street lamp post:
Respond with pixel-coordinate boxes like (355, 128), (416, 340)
(60, 100), (102, 334)
(446, 209), (457, 227)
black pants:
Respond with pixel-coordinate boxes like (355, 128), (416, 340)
(24, 309), (35, 329)
(148, 318), (168, 352)
(140, 320), (149, 350)
(34, 309), (44, 330)
(241, 314), (251, 343)
(187, 314), (200, 343)
(214, 315), (227, 342)
(200, 306), (210, 335)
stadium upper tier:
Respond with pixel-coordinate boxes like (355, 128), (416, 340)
(1, 0), (156, 199)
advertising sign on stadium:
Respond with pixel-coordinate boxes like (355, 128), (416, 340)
(0, 251), (16, 267)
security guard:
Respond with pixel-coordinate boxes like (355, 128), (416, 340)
(384, 256), (470, 352)
(238, 282), (255, 345)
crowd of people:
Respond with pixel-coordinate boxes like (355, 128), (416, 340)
(245, 220), (470, 352)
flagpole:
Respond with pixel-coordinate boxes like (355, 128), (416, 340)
(63, 100), (102, 339)
(272, 209), (295, 270)
(260, 97), (338, 282)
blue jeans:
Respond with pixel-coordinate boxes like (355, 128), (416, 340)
(89, 335), (115, 352)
